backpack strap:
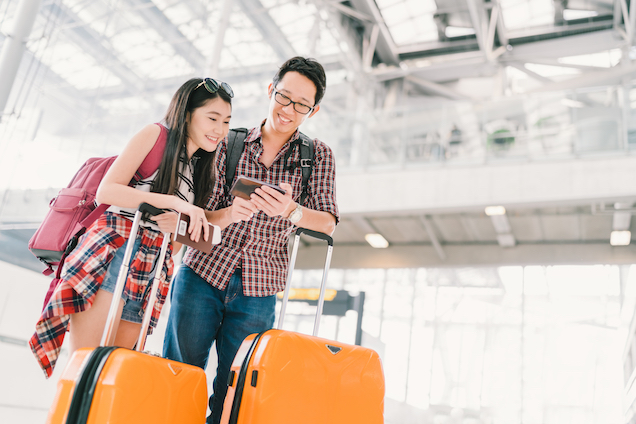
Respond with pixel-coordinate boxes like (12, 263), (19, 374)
(225, 128), (315, 205)
(224, 128), (249, 197)
(135, 123), (168, 182)
(42, 125), (169, 275)
(298, 133), (314, 205)
(78, 124), (168, 231)
(284, 132), (314, 205)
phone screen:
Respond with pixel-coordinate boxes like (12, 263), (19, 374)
(230, 176), (286, 200)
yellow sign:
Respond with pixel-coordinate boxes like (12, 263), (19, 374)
(277, 288), (338, 301)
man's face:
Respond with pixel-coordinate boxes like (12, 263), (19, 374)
(267, 71), (320, 136)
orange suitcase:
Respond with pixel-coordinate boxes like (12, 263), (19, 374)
(220, 229), (385, 424)
(46, 203), (208, 424)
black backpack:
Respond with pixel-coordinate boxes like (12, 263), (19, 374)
(224, 128), (314, 205)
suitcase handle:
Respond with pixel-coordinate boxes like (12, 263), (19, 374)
(139, 202), (165, 218)
(295, 228), (333, 246)
(277, 228), (333, 336)
(100, 203), (171, 349)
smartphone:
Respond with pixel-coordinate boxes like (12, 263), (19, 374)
(230, 175), (286, 200)
(173, 213), (221, 253)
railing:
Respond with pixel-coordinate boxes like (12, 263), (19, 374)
(324, 88), (636, 171)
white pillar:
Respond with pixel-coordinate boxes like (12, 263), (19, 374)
(0, 0), (41, 120)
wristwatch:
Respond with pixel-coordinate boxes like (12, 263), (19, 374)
(287, 203), (303, 224)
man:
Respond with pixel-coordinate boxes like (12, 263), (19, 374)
(163, 56), (339, 424)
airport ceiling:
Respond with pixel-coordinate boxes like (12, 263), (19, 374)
(1, 0), (636, 273)
(1, 0), (631, 138)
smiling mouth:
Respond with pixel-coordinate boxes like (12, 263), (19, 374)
(206, 135), (219, 142)
(278, 114), (292, 124)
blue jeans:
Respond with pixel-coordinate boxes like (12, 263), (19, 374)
(163, 265), (276, 424)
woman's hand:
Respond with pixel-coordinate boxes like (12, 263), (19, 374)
(154, 211), (179, 235)
(172, 201), (210, 242)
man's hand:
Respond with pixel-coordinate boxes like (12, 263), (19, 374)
(252, 183), (294, 218)
(229, 196), (259, 222)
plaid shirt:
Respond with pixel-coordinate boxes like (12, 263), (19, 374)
(29, 212), (173, 378)
(184, 123), (339, 297)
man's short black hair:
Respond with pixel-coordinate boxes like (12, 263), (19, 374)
(273, 56), (327, 106)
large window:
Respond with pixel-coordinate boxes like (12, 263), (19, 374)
(288, 265), (629, 424)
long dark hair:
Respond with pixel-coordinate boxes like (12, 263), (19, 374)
(152, 78), (232, 208)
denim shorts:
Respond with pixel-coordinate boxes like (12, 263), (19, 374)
(100, 237), (152, 324)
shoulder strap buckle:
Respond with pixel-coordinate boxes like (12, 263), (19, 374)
(300, 158), (312, 168)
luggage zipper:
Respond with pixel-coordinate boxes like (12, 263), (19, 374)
(65, 346), (118, 424)
(227, 331), (267, 424)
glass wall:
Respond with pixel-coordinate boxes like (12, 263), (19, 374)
(285, 265), (631, 424)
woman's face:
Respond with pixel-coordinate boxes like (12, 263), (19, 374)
(186, 97), (232, 157)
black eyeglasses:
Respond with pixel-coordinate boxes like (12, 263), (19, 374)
(273, 90), (314, 115)
(196, 78), (234, 98)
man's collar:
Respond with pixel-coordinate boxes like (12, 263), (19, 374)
(254, 119), (300, 144)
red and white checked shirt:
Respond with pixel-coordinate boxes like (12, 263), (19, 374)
(29, 213), (173, 378)
(183, 123), (339, 297)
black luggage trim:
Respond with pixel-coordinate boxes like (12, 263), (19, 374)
(228, 331), (267, 424)
(65, 346), (118, 424)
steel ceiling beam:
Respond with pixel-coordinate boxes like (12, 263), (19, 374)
(124, 0), (205, 70)
(363, 24), (380, 70)
(205, 0), (233, 76)
(629, 0), (636, 44)
(466, 0), (487, 56)
(500, 56), (607, 71)
(528, 60), (636, 93)
(236, 0), (296, 62)
(406, 75), (471, 100)
(397, 38), (480, 58)
(326, 0), (373, 22)
(505, 18), (614, 43)
(42, 2), (145, 96)
(307, 11), (321, 56)
(485, 1), (500, 59)
(0, 32), (110, 124)
(78, 55), (346, 101)
(346, 0), (400, 66)
(494, 0), (508, 47)
(507, 62), (554, 84)
(419, 215), (447, 260)
(0, 0), (40, 120)
(317, 1), (365, 75)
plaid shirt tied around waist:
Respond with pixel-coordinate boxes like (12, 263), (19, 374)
(184, 124), (339, 297)
(29, 212), (173, 378)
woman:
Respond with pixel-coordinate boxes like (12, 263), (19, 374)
(29, 77), (233, 378)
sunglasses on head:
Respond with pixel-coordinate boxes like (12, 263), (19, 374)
(196, 78), (234, 98)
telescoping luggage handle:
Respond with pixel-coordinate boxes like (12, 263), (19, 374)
(101, 203), (171, 350)
(277, 228), (333, 337)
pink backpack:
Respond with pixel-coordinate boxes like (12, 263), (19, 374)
(29, 124), (168, 278)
